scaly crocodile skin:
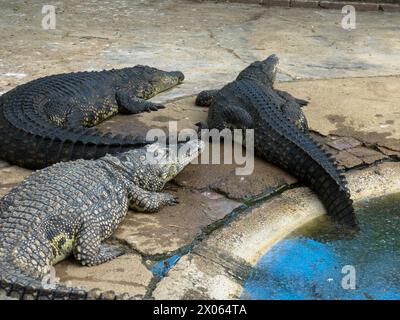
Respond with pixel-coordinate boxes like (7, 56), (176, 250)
(196, 55), (358, 230)
(0, 66), (184, 169)
(0, 139), (203, 300)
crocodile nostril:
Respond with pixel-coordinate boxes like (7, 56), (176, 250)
(170, 71), (184, 82)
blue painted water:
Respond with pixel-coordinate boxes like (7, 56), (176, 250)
(151, 254), (181, 277)
(241, 194), (400, 300)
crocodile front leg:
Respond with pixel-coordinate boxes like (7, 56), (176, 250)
(208, 104), (254, 130)
(195, 89), (220, 107)
(115, 91), (165, 114)
(281, 100), (309, 132)
(127, 184), (178, 213)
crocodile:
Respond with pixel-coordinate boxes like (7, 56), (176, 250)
(0, 65), (185, 169)
(195, 54), (359, 230)
(0, 139), (204, 300)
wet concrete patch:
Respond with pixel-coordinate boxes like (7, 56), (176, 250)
(276, 76), (400, 153)
(113, 187), (241, 256)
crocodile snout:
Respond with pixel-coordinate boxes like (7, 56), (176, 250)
(170, 71), (185, 83)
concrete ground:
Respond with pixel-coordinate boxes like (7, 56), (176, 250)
(0, 0), (399, 299)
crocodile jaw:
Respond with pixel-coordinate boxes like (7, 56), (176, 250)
(146, 139), (205, 181)
(175, 139), (205, 173)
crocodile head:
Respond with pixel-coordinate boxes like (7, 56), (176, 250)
(236, 54), (279, 86)
(127, 65), (185, 99)
(109, 139), (204, 191)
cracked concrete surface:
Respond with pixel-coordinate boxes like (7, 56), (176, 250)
(277, 76), (400, 151)
(2, 0), (400, 98)
(0, 0), (399, 299)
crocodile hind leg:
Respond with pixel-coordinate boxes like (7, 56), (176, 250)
(281, 100), (309, 132)
(195, 89), (219, 107)
(199, 104), (254, 143)
(275, 89), (308, 107)
(73, 226), (124, 266)
(208, 104), (254, 130)
(196, 104), (253, 133)
(43, 98), (119, 128)
(127, 184), (178, 213)
(115, 91), (165, 114)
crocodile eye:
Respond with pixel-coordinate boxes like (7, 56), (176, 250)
(58, 237), (66, 247)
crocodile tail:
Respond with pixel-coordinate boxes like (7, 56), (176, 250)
(0, 92), (149, 169)
(296, 143), (358, 230)
(0, 110), (147, 169)
(235, 79), (359, 230)
(259, 127), (359, 230)
(0, 264), (131, 300)
(37, 129), (148, 168)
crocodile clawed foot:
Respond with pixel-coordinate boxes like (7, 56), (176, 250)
(296, 98), (309, 107)
(146, 103), (165, 112)
(168, 196), (179, 206)
(101, 244), (125, 257)
(167, 194), (179, 205)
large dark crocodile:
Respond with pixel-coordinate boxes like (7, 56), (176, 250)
(0, 139), (203, 300)
(195, 55), (359, 230)
(0, 65), (184, 169)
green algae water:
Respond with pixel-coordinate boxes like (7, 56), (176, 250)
(241, 194), (400, 300)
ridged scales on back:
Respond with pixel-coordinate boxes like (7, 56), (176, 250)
(0, 140), (203, 300)
(0, 66), (184, 169)
(196, 55), (359, 230)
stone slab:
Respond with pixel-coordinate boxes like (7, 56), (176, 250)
(55, 253), (152, 298)
(113, 187), (241, 256)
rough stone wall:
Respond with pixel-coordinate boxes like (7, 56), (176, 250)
(193, 0), (400, 12)
(211, 0), (400, 3)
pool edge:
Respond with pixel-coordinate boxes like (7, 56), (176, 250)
(153, 161), (400, 299)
